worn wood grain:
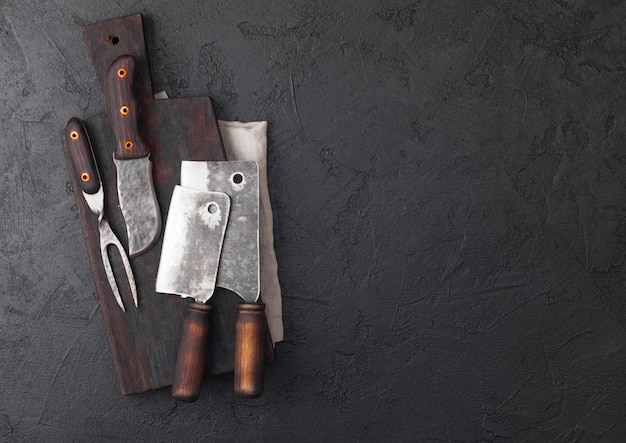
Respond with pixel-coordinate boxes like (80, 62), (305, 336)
(171, 303), (213, 402)
(234, 302), (266, 398)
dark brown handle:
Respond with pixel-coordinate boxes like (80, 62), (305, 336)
(104, 54), (149, 160)
(234, 303), (266, 398)
(66, 117), (100, 194)
(172, 302), (213, 402)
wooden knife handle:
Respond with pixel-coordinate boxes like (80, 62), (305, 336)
(172, 302), (213, 402)
(104, 54), (149, 159)
(66, 118), (100, 194)
(234, 303), (266, 398)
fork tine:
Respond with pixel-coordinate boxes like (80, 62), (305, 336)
(100, 218), (137, 311)
(101, 242), (126, 312)
(117, 240), (138, 308)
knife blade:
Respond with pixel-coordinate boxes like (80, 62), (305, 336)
(104, 54), (161, 257)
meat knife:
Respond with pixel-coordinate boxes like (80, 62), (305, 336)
(104, 54), (161, 257)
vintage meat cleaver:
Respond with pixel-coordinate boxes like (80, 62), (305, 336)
(157, 161), (263, 401)
(156, 186), (230, 401)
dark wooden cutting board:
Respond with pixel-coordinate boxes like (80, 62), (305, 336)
(61, 13), (240, 395)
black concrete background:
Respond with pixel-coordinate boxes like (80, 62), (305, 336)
(2, 0), (626, 441)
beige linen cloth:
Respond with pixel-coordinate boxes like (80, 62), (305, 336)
(155, 92), (283, 343)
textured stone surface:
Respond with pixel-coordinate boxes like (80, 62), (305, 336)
(2, 0), (626, 441)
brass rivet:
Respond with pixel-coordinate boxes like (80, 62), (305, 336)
(124, 140), (134, 150)
(81, 173), (90, 182)
(120, 105), (130, 116)
(70, 130), (79, 140)
(117, 68), (127, 78)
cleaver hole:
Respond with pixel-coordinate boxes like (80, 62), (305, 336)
(207, 203), (218, 214)
(232, 173), (244, 184)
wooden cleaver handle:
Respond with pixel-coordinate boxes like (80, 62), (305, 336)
(234, 303), (266, 398)
(172, 302), (213, 402)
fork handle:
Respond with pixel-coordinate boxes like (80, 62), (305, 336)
(66, 118), (100, 194)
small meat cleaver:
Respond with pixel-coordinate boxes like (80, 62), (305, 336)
(157, 161), (263, 401)
(156, 186), (231, 401)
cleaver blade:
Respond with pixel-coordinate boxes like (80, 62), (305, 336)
(156, 186), (230, 302)
(181, 161), (260, 303)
